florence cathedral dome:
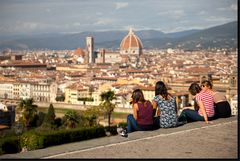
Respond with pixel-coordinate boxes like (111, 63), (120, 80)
(120, 28), (143, 55)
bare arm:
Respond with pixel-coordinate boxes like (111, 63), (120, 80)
(152, 101), (160, 116)
(197, 100), (209, 124)
(174, 98), (178, 114)
(133, 103), (138, 120)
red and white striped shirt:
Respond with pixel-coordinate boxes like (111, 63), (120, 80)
(195, 90), (215, 117)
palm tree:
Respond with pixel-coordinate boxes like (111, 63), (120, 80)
(99, 90), (116, 128)
(18, 98), (38, 129)
(63, 110), (80, 129)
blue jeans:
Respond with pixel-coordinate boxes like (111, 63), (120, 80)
(153, 116), (160, 128)
(127, 114), (140, 133)
(127, 114), (160, 133)
(178, 109), (205, 122)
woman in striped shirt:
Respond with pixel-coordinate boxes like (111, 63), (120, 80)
(178, 82), (215, 124)
(201, 80), (231, 118)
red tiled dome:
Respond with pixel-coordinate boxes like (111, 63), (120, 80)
(120, 29), (143, 50)
(74, 48), (85, 56)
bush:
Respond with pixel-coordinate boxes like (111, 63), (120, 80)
(40, 104), (57, 130)
(0, 128), (16, 139)
(0, 125), (118, 154)
(0, 136), (21, 155)
(28, 114), (40, 127)
(54, 117), (63, 128)
(105, 125), (118, 135)
(20, 131), (44, 151)
(36, 112), (46, 127)
(78, 97), (94, 102)
(55, 95), (65, 102)
(20, 126), (106, 151)
(118, 122), (127, 128)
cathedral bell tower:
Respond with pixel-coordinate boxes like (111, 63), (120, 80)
(86, 36), (94, 64)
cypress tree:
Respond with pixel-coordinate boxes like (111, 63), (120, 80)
(41, 103), (56, 129)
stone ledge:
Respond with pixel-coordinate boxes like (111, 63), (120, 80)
(0, 116), (237, 159)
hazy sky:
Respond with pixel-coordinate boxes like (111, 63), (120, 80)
(0, 0), (237, 35)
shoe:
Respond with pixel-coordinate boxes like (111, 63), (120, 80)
(117, 127), (123, 134)
(120, 129), (128, 137)
(177, 120), (187, 126)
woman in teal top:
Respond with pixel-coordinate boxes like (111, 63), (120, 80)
(153, 81), (179, 128)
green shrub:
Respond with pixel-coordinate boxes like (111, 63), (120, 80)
(1, 125), (117, 154)
(105, 125), (118, 135)
(41, 104), (56, 129)
(37, 112), (46, 125)
(0, 136), (21, 155)
(118, 122), (127, 128)
(0, 128), (16, 139)
(54, 117), (63, 128)
(20, 131), (44, 151)
(63, 110), (81, 129)
(78, 97), (94, 102)
(55, 95), (65, 102)
(20, 126), (106, 151)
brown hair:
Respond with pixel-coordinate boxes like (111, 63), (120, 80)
(201, 80), (213, 89)
(188, 82), (202, 96)
(131, 89), (149, 107)
(155, 81), (169, 100)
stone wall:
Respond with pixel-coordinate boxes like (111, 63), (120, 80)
(35, 102), (132, 113)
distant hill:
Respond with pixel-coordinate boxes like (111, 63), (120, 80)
(169, 21), (238, 49)
(0, 21), (237, 51)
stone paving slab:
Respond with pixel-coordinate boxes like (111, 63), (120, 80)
(0, 116), (238, 159)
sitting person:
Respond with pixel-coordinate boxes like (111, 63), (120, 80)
(178, 82), (215, 124)
(152, 81), (181, 128)
(121, 89), (158, 137)
(201, 80), (231, 118)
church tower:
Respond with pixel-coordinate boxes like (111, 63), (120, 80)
(86, 36), (94, 63)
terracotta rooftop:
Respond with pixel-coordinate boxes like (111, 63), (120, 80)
(74, 48), (85, 56)
(120, 29), (143, 50)
(93, 77), (117, 81)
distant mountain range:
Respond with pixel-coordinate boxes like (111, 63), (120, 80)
(0, 21), (237, 51)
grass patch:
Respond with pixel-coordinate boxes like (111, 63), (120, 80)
(38, 107), (75, 114)
(112, 112), (129, 119)
(38, 107), (129, 121)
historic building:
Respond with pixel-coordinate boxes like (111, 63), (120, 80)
(86, 36), (94, 64)
(90, 28), (143, 65)
(95, 49), (121, 64)
(120, 28), (143, 56)
(74, 48), (85, 64)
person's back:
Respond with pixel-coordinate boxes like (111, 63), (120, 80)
(212, 91), (227, 103)
(195, 90), (215, 117)
(200, 80), (231, 119)
(121, 89), (157, 137)
(212, 92), (231, 118)
(154, 95), (177, 128)
(137, 101), (154, 126)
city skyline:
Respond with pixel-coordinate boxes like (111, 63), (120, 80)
(0, 0), (237, 35)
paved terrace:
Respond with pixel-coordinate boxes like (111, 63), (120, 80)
(0, 116), (238, 159)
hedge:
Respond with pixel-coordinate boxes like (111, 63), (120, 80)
(20, 125), (114, 151)
(0, 125), (118, 154)
(0, 136), (21, 155)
